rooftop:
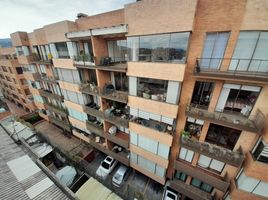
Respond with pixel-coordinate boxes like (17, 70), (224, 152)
(0, 125), (70, 200)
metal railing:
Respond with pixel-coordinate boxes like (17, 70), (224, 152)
(186, 104), (265, 134)
(180, 135), (244, 167)
(74, 54), (94, 63)
(196, 58), (268, 76)
(81, 83), (128, 103)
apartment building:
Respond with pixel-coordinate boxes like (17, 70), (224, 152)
(0, 47), (35, 112)
(6, 0), (268, 199)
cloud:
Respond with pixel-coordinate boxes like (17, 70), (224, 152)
(0, 0), (135, 38)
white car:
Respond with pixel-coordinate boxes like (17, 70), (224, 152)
(162, 186), (180, 200)
(96, 156), (118, 179)
(112, 165), (129, 187)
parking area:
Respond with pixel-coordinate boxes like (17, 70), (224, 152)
(82, 151), (164, 200)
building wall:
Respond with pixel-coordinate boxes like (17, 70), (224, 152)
(75, 9), (125, 31)
(125, 0), (198, 36)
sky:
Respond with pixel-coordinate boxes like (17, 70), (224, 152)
(0, 0), (136, 38)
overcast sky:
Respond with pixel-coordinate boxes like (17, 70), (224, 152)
(0, 0), (135, 38)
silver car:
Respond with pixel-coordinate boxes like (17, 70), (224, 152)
(112, 165), (129, 187)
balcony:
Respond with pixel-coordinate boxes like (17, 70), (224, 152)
(180, 136), (244, 167)
(38, 74), (58, 84)
(168, 180), (214, 200)
(81, 83), (128, 103)
(83, 104), (104, 118)
(96, 57), (127, 73)
(45, 103), (68, 118)
(194, 58), (268, 83)
(48, 116), (70, 132)
(104, 112), (129, 128)
(39, 89), (63, 101)
(74, 54), (95, 68)
(87, 134), (130, 166)
(105, 131), (129, 149)
(174, 159), (229, 192)
(185, 104), (265, 134)
(129, 119), (173, 147)
(85, 120), (104, 137)
(73, 130), (90, 143)
(31, 55), (53, 65)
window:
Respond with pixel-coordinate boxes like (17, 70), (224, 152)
(130, 131), (170, 159)
(137, 78), (168, 101)
(230, 31), (268, 72)
(191, 81), (214, 108)
(252, 139), (268, 163)
(184, 117), (204, 139)
(57, 68), (81, 84)
(113, 72), (128, 92)
(178, 147), (194, 162)
(175, 171), (187, 182)
(236, 170), (268, 198)
(205, 124), (241, 150)
(108, 40), (127, 62)
(198, 155), (225, 173)
(16, 67), (23, 74)
(68, 107), (87, 122)
(55, 42), (69, 58)
(61, 89), (86, 104)
(128, 32), (190, 63)
(200, 32), (230, 69)
(191, 178), (213, 193)
(215, 84), (260, 116)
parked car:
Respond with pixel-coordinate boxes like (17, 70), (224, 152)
(112, 165), (129, 187)
(96, 156), (117, 179)
(162, 186), (180, 200)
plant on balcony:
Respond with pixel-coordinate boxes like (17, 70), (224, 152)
(181, 130), (191, 138)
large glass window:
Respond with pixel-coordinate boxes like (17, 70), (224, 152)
(55, 42), (69, 58)
(230, 31), (268, 72)
(215, 84), (261, 116)
(205, 124), (241, 150)
(57, 68), (81, 84)
(200, 32), (230, 69)
(108, 40), (127, 62)
(175, 171), (187, 182)
(137, 78), (168, 101)
(127, 32), (190, 63)
(191, 178), (213, 193)
(236, 170), (268, 198)
(191, 81), (214, 108)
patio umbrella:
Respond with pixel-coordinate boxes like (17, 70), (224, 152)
(56, 166), (77, 187)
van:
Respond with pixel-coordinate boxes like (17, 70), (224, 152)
(112, 165), (129, 187)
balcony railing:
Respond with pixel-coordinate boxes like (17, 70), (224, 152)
(180, 136), (244, 167)
(105, 131), (129, 149)
(81, 83), (128, 103)
(45, 103), (68, 117)
(85, 120), (104, 137)
(185, 104), (265, 134)
(131, 117), (175, 135)
(195, 58), (268, 82)
(83, 105), (104, 118)
(39, 89), (63, 101)
(48, 115), (71, 132)
(168, 180), (214, 200)
(74, 54), (95, 66)
(97, 57), (127, 72)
